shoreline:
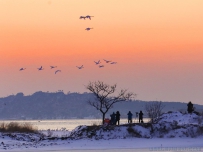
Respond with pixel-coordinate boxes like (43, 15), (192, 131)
(3, 138), (203, 152)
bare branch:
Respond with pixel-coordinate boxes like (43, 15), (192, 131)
(85, 81), (136, 124)
(145, 101), (165, 123)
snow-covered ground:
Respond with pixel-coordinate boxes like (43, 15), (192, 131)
(1, 136), (203, 152)
(0, 111), (203, 151)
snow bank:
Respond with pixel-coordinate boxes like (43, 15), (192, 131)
(158, 111), (202, 125)
(68, 111), (203, 140)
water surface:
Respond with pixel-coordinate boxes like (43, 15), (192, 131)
(0, 118), (149, 130)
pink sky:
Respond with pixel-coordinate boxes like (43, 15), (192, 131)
(0, 0), (203, 104)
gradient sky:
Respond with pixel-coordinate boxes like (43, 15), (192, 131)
(0, 0), (203, 104)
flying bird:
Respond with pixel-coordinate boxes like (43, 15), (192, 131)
(110, 62), (117, 64)
(94, 60), (100, 65)
(38, 66), (44, 70)
(99, 65), (104, 68)
(50, 66), (57, 69)
(76, 65), (84, 69)
(85, 15), (94, 20)
(79, 16), (86, 20)
(55, 70), (61, 74)
(19, 68), (26, 71)
(85, 27), (93, 31)
(103, 59), (111, 63)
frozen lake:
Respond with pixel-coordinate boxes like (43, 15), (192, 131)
(9, 149), (155, 152)
(0, 118), (149, 130)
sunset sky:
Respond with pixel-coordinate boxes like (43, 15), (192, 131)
(0, 0), (203, 104)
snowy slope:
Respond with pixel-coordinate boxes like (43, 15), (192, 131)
(158, 111), (201, 124)
(68, 111), (203, 139)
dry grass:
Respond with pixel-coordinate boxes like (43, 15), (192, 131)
(0, 122), (38, 133)
(90, 121), (102, 126)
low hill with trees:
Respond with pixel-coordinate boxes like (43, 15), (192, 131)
(0, 91), (202, 120)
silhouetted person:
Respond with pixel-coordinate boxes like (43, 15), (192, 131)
(110, 112), (116, 125)
(127, 111), (133, 123)
(187, 101), (194, 114)
(115, 111), (120, 125)
(139, 110), (143, 123)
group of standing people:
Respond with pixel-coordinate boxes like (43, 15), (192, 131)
(127, 110), (143, 123)
(110, 111), (121, 125)
(110, 110), (144, 125)
(108, 101), (195, 126)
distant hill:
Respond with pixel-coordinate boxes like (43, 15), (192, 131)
(0, 91), (202, 120)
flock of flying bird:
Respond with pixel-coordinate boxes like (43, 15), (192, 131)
(19, 59), (117, 74)
(79, 15), (94, 31)
(76, 59), (117, 70)
(19, 15), (117, 74)
(19, 66), (61, 74)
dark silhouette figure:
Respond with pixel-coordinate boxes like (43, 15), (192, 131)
(187, 101), (194, 114)
(115, 111), (120, 125)
(139, 111), (143, 123)
(110, 112), (116, 125)
(127, 111), (133, 123)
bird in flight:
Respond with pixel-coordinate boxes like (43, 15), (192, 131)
(79, 16), (86, 20)
(55, 70), (61, 74)
(50, 66), (57, 69)
(38, 66), (44, 70)
(103, 59), (111, 63)
(99, 65), (104, 68)
(110, 62), (117, 64)
(76, 65), (84, 69)
(85, 27), (93, 31)
(19, 68), (26, 71)
(94, 60), (100, 65)
(85, 15), (94, 20)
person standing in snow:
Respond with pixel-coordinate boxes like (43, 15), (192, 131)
(127, 111), (133, 123)
(187, 101), (194, 114)
(139, 110), (144, 123)
(115, 111), (121, 125)
(110, 112), (116, 125)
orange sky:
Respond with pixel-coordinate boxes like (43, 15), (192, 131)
(0, 0), (203, 104)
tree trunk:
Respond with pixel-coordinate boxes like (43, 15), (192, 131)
(102, 113), (105, 124)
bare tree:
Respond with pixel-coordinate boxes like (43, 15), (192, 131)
(86, 81), (135, 124)
(145, 101), (164, 123)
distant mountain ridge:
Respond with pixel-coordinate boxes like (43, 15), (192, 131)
(0, 91), (202, 120)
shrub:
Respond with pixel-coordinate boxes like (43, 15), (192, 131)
(47, 129), (53, 137)
(91, 121), (102, 126)
(158, 133), (164, 138)
(171, 120), (179, 129)
(185, 127), (196, 138)
(127, 126), (141, 137)
(0, 122), (37, 133)
(197, 111), (203, 125)
(145, 101), (164, 123)
(197, 126), (203, 135)
(0, 123), (6, 131)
